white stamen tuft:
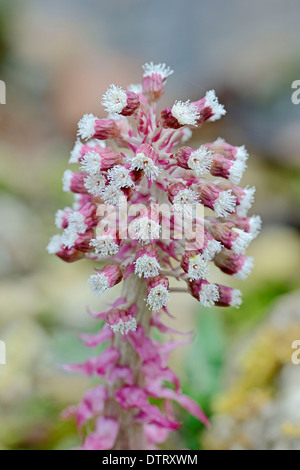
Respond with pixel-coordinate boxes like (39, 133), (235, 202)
(128, 83), (143, 94)
(188, 146), (213, 176)
(142, 62), (174, 80)
(108, 165), (134, 188)
(249, 215), (262, 239)
(134, 255), (161, 278)
(146, 285), (170, 311)
(62, 212), (87, 249)
(109, 317), (137, 335)
(46, 234), (63, 254)
(69, 140), (83, 163)
(62, 170), (73, 192)
(230, 289), (242, 308)
(173, 189), (199, 213)
(237, 186), (256, 217)
(233, 256), (254, 280)
(236, 145), (249, 162)
(134, 217), (160, 242)
(171, 100), (200, 126)
(188, 254), (208, 281)
(181, 127), (193, 143)
(88, 273), (110, 296)
(80, 150), (102, 175)
(200, 283), (220, 307)
(77, 114), (97, 140)
(214, 190), (236, 218)
(205, 90), (226, 122)
(231, 228), (253, 254)
(228, 160), (247, 185)
(101, 84), (127, 114)
(84, 173), (106, 196)
(130, 153), (161, 181)
(101, 184), (127, 206)
(203, 239), (222, 261)
(90, 235), (119, 257)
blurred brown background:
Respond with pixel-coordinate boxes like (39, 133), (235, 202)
(0, 0), (299, 450)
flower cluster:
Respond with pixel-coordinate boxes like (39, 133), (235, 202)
(48, 62), (261, 450)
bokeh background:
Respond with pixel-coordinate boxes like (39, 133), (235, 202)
(0, 0), (300, 450)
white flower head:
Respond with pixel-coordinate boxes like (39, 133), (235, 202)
(80, 150), (102, 175)
(231, 228), (253, 255)
(233, 256), (254, 280)
(228, 160), (247, 185)
(107, 165), (134, 188)
(171, 100), (200, 126)
(142, 62), (174, 80)
(62, 169), (73, 192)
(200, 283), (219, 307)
(77, 114), (97, 140)
(62, 212), (87, 249)
(55, 207), (71, 229)
(101, 184), (127, 206)
(230, 289), (242, 308)
(188, 254), (208, 281)
(205, 90), (226, 122)
(88, 273), (109, 296)
(134, 255), (161, 278)
(146, 285), (170, 311)
(203, 239), (222, 262)
(188, 147), (213, 176)
(90, 235), (119, 257)
(69, 140), (83, 164)
(236, 145), (249, 163)
(130, 152), (161, 181)
(109, 317), (137, 335)
(214, 190), (236, 218)
(84, 173), (106, 196)
(46, 234), (63, 254)
(128, 83), (143, 94)
(101, 84), (127, 114)
(181, 127), (193, 143)
(134, 217), (160, 241)
(236, 186), (256, 217)
(249, 215), (262, 239)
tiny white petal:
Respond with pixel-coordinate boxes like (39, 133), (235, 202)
(214, 190), (236, 218)
(188, 147), (213, 176)
(101, 84), (127, 114)
(134, 255), (161, 278)
(142, 62), (174, 80)
(77, 114), (97, 140)
(205, 90), (226, 122)
(171, 100), (199, 126)
(146, 285), (170, 311)
(88, 273), (110, 296)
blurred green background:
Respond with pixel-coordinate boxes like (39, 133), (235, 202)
(0, 0), (299, 450)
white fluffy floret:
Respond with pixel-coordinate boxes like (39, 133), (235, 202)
(200, 283), (220, 307)
(134, 255), (161, 278)
(214, 190), (236, 217)
(233, 256), (254, 280)
(101, 84), (127, 114)
(77, 114), (97, 140)
(188, 147), (213, 176)
(142, 62), (174, 79)
(88, 273), (110, 296)
(171, 100), (199, 126)
(146, 285), (170, 311)
(205, 90), (226, 121)
(188, 254), (208, 281)
(109, 317), (137, 335)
